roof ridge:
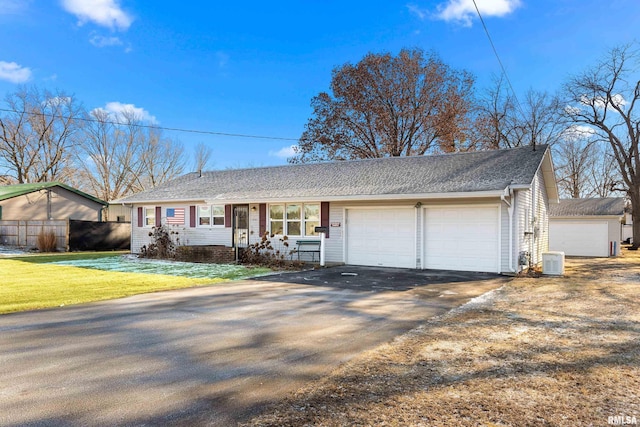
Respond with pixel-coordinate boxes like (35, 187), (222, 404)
(195, 144), (546, 176)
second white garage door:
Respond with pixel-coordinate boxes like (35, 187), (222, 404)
(346, 208), (416, 268)
(423, 206), (500, 273)
(549, 221), (608, 257)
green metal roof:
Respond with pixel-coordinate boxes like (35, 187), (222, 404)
(0, 182), (107, 205)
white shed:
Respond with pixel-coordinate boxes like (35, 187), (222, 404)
(549, 198), (625, 257)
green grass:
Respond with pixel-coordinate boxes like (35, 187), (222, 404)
(8, 251), (130, 264)
(0, 256), (268, 314)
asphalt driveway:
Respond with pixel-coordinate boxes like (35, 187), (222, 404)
(0, 267), (506, 426)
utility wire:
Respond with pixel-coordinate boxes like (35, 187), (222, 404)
(0, 107), (299, 142)
(471, 0), (528, 125)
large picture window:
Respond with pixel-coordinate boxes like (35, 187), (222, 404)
(269, 203), (320, 236)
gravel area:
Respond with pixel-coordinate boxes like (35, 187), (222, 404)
(243, 252), (640, 426)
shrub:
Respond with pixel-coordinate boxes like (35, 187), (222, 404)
(36, 229), (57, 252)
(139, 225), (180, 259)
(241, 232), (303, 269)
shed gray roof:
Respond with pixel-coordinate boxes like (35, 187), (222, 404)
(550, 198), (625, 217)
(118, 145), (553, 204)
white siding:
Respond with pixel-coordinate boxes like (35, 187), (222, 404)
(533, 169), (550, 265)
(131, 204), (232, 253)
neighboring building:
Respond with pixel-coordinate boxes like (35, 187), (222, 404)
(106, 204), (132, 223)
(117, 145), (558, 274)
(549, 197), (625, 257)
(0, 182), (106, 221)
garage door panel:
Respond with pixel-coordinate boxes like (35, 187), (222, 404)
(549, 221), (608, 257)
(346, 208), (415, 268)
(424, 206), (499, 273)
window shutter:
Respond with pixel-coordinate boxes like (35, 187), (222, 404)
(321, 202), (330, 238)
(225, 205), (232, 228)
(259, 203), (267, 236)
(137, 207), (143, 227)
(189, 206), (196, 227)
(155, 206), (161, 227)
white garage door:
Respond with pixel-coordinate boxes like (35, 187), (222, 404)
(346, 208), (416, 268)
(549, 221), (608, 257)
(424, 206), (500, 273)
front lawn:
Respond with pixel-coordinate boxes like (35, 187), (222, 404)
(0, 253), (271, 314)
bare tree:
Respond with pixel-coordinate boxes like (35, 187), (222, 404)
(554, 136), (597, 198)
(590, 143), (624, 197)
(291, 48), (476, 162)
(564, 43), (640, 246)
(192, 142), (213, 172)
(0, 86), (84, 183)
(475, 76), (565, 149)
(136, 127), (185, 191)
(79, 108), (142, 201)
(78, 108), (184, 201)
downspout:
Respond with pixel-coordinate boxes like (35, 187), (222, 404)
(501, 186), (515, 273)
(531, 177), (537, 267)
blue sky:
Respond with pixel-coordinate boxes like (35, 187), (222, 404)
(0, 0), (638, 169)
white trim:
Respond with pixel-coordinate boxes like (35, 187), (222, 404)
(143, 207), (155, 228)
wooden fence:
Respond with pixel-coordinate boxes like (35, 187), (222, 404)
(0, 220), (68, 251)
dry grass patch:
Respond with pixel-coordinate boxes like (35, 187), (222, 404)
(244, 252), (640, 426)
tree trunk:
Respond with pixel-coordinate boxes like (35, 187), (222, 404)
(630, 186), (640, 249)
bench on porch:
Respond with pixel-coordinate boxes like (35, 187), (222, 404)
(296, 240), (321, 262)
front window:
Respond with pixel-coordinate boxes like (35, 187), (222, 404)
(305, 204), (320, 236)
(144, 207), (155, 227)
(212, 205), (225, 226)
(269, 205), (284, 235)
(269, 203), (320, 236)
(198, 205), (211, 226)
(286, 204), (301, 236)
(198, 205), (225, 227)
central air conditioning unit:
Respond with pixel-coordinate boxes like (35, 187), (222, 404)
(542, 251), (565, 275)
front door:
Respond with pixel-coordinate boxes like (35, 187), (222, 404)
(233, 205), (249, 249)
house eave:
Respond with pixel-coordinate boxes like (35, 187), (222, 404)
(123, 190), (507, 206)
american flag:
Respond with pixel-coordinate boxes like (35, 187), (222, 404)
(166, 208), (185, 225)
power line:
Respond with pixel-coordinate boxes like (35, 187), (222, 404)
(471, 0), (527, 123)
(0, 107), (299, 142)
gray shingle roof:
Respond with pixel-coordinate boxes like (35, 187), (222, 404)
(117, 145), (551, 204)
(550, 198), (625, 217)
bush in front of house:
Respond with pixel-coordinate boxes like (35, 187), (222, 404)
(241, 231), (302, 269)
(140, 225), (180, 259)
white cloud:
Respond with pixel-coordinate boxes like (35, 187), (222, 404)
(61, 0), (133, 31)
(407, 4), (427, 20)
(269, 145), (298, 158)
(93, 102), (158, 124)
(562, 124), (597, 141)
(434, 0), (521, 26)
(579, 93), (627, 110)
(89, 34), (123, 47)
(0, 61), (32, 83)
(0, 0), (30, 15)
